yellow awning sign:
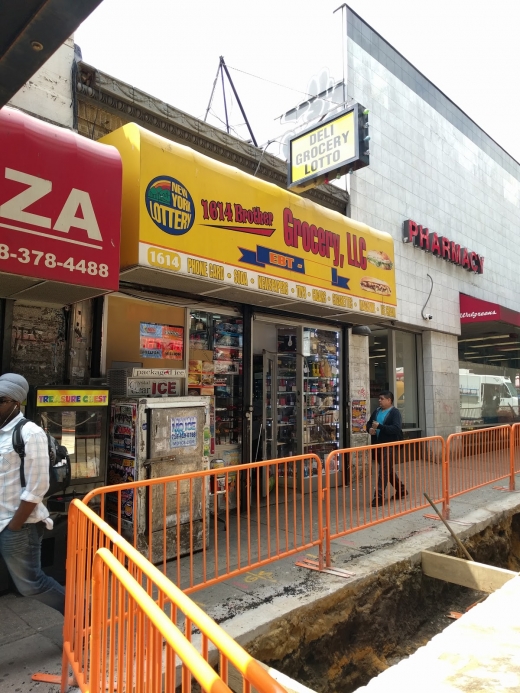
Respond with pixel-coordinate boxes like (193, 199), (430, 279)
(100, 124), (396, 319)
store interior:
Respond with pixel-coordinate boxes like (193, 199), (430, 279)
(458, 321), (520, 429)
(368, 327), (421, 436)
(188, 310), (243, 467)
(251, 320), (341, 487)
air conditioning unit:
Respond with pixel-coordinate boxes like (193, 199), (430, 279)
(107, 369), (129, 396)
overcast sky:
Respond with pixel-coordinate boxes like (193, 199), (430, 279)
(75, 0), (520, 163)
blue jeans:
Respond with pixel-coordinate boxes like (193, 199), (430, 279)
(0, 522), (65, 614)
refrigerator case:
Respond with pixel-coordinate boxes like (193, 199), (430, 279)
(29, 386), (111, 503)
(11, 386), (112, 587)
(107, 396), (211, 563)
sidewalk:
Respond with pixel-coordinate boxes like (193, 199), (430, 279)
(2, 477), (519, 692)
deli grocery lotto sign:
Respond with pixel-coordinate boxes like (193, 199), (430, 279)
(288, 103), (370, 193)
(101, 124), (396, 320)
(0, 107), (122, 291)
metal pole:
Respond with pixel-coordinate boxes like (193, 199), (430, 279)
(333, 3), (348, 106)
(204, 60), (221, 122)
(333, 3), (350, 215)
(219, 56), (230, 135)
(220, 57), (258, 146)
(424, 493), (474, 561)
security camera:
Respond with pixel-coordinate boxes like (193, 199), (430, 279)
(427, 314), (433, 320)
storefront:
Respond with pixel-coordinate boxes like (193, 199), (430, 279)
(0, 106), (122, 586)
(368, 327), (422, 439)
(100, 122), (397, 472)
(0, 106), (122, 383)
(458, 294), (520, 430)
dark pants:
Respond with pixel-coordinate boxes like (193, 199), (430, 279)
(0, 522), (65, 614)
(373, 446), (406, 500)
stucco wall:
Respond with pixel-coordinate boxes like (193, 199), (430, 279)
(422, 331), (460, 438)
(348, 331), (371, 446)
(8, 38), (74, 128)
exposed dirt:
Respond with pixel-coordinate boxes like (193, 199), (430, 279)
(245, 512), (520, 693)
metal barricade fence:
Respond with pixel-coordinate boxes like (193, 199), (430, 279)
(445, 425), (513, 516)
(59, 428), (520, 690)
(64, 504), (286, 693)
(512, 423), (520, 475)
(324, 437), (445, 566)
(82, 453), (324, 593)
(91, 549), (232, 693)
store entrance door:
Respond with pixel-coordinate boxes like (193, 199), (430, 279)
(251, 319), (342, 494)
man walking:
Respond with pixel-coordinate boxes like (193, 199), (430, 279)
(367, 390), (407, 507)
(0, 373), (65, 613)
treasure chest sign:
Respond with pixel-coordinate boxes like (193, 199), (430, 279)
(101, 123), (396, 321)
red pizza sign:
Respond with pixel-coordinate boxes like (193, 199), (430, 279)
(0, 107), (122, 290)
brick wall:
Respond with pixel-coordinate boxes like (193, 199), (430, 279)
(10, 304), (67, 385)
(76, 100), (127, 141)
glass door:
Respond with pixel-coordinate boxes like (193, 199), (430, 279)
(276, 327), (299, 459)
(251, 319), (343, 489)
(303, 328), (341, 473)
(263, 353), (274, 462)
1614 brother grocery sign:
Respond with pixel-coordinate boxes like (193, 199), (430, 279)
(101, 122), (397, 320)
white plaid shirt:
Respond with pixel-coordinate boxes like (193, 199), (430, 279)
(0, 412), (52, 532)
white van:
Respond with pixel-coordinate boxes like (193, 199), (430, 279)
(459, 369), (519, 422)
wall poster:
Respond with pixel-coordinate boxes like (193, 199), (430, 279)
(109, 403), (137, 458)
(171, 415), (197, 449)
(140, 322), (184, 360)
(351, 399), (367, 434)
(106, 454), (136, 527)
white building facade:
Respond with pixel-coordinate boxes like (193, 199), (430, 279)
(346, 7), (520, 437)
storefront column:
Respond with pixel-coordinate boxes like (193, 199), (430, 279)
(241, 304), (253, 464)
(422, 331), (460, 437)
(348, 329), (370, 447)
(0, 298), (14, 372)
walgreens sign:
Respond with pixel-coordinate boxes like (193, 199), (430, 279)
(460, 294), (520, 327)
(0, 107), (122, 290)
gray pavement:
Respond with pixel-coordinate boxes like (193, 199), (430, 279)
(2, 476), (520, 692)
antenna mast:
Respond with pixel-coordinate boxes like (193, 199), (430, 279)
(204, 56), (258, 147)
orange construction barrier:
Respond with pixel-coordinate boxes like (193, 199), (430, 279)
(445, 425), (513, 517)
(511, 423), (520, 476)
(91, 549), (232, 693)
(324, 437), (445, 566)
(54, 427), (519, 690)
(63, 503), (287, 693)
(82, 454), (324, 593)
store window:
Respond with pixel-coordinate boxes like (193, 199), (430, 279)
(189, 311), (243, 465)
(458, 328), (520, 429)
(369, 328), (389, 413)
(369, 328), (421, 434)
(105, 295), (186, 372)
(395, 331), (418, 429)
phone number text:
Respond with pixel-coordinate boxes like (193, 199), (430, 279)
(0, 245), (109, 276)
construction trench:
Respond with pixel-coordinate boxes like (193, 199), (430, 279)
(226, 508), (520, 693)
